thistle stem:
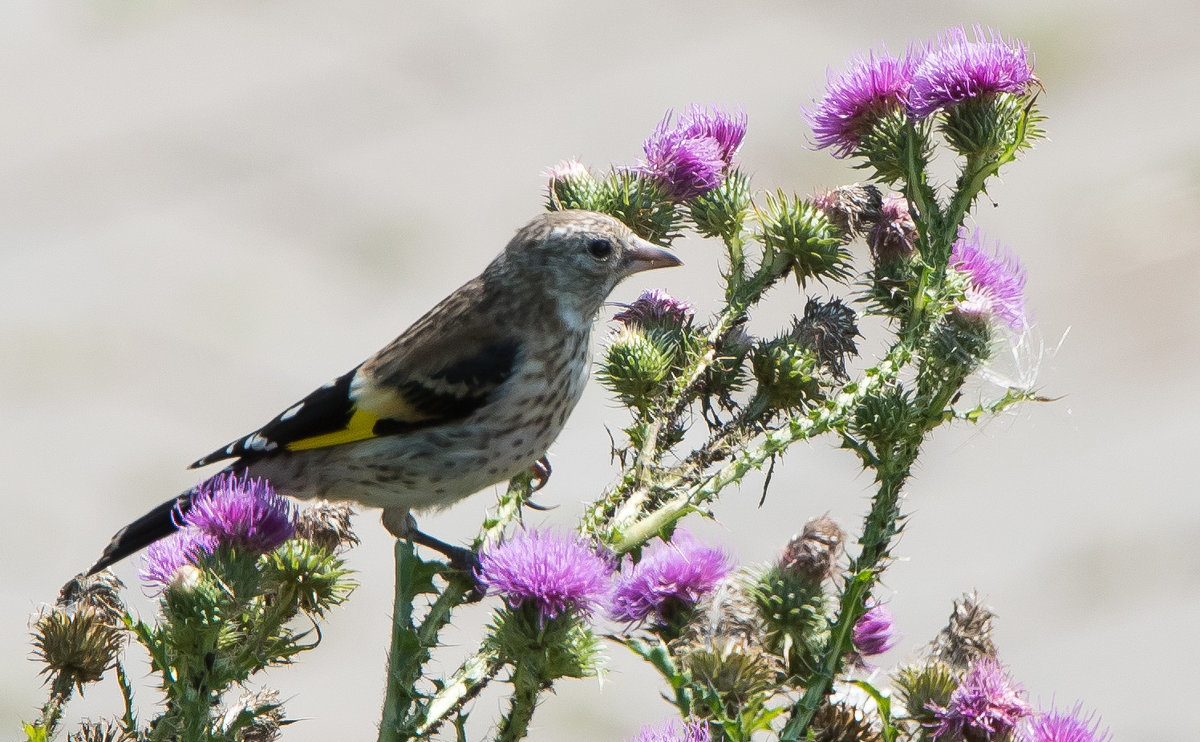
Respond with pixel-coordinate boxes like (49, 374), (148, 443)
(495, 662), (544, 742)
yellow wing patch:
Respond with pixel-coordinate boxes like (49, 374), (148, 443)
(286, 408), (381, 451)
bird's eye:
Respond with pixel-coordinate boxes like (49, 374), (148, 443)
(586, 237), (614, 260)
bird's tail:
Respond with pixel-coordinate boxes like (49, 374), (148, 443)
(87, 490), (195, 575)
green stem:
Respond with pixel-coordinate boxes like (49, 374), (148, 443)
(781, 439), (918, 740)
(38, 673), (73, 740)
(611, 354), (905, 553)
(377, 540), (424, 742)
(416, 648), (503, 737)
(495, 662), (544, 742)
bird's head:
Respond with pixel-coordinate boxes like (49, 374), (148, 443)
(500, 210), (683, 327)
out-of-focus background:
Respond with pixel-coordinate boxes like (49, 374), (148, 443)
(3, 2), (1197, 740)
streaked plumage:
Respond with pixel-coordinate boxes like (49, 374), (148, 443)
(89, 210), (681, 573)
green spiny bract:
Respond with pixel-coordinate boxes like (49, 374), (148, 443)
(690, 169), (751, 241)
(919, 313), (993, 399)
(595, 170), (684, 246)
(545, 161), (599, 212)
(698, 326), (752, 408)
(940, 92), (1041, 162)
(850, 385), (921, 451)
(599, 327), (674, 413)
(485, 605), (604, 682)
(258, 539), (356, 618)
(856, 110), (933, 186)
(861, 260), (919, 318)
(749, 564), (833, 678)
(893, 662), (957, 728)
(756, 192), (852, 287)
(750, 336), (822, 411)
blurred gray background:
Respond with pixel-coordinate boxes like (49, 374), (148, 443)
(3, 2), (1197, 740)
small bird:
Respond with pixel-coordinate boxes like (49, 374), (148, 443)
(89, 210), (681, 573)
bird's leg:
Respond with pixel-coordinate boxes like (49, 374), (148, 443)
(381, 508), (479, 573)
(522, 455), (558, 511)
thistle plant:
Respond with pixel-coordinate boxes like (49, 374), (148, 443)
(27, 25), (1110, 742)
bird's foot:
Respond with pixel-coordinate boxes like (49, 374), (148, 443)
(522, 456), (557, 511)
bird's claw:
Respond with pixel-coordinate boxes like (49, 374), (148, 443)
(529, 456), (552, 492)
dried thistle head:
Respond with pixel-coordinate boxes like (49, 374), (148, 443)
(67, 719), (134, 742)
(31, 606), (123, 691)
(674, 576), (765, 651)
(930, 591), (997, 669)
(220, 688), (285, 742)
(56, 571), (126, 626)
(294, 501), (359, 553)
(780, 515), (845, 584)
(812, 183), (883, 238)
(792, 299), (860, 379)
(810, 701), (883, 742)
(677, 636), (782, 708)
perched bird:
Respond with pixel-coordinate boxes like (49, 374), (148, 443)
(89, 210), (681, 573)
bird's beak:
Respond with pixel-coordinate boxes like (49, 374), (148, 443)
(622, 237), (683, 276)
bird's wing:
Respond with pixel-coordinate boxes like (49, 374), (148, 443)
(190, 282), (522, 468)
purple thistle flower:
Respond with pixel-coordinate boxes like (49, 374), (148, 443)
(613, 289), (695, 327)
(639, 105), (747, 200)
(1023, 704), (1111, 742)
(909, 26), (1036, 120)
(852, 600), (899, 656)
(139, 528), (220, 590)
(950, 228), (1028, 330)
(629, 719), (711, 742)
(610, 529), (734, 624)
(806, 48), (921, 157)
(183, 472), (296, 553)
(929, 658), (1033, 741)
(476, 530), (613, 623)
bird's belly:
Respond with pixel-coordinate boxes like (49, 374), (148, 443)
(249, 340), (590, 512)
(247, 415), (564, 511)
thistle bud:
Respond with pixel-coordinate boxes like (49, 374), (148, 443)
(850, 385), (919, 451)
(699, 325), (752, 404)
(689, 168), (751, 241)
(259, 539), (355, 618)
(757, 193), (852, 287)
(600, 327), (674, 411)
(545, 159), (600, 212)
(750, 530), (838, 676)
(596, 170), (682, 246)
(893, 661), (957, 727)
(750, 336), (821, 410)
